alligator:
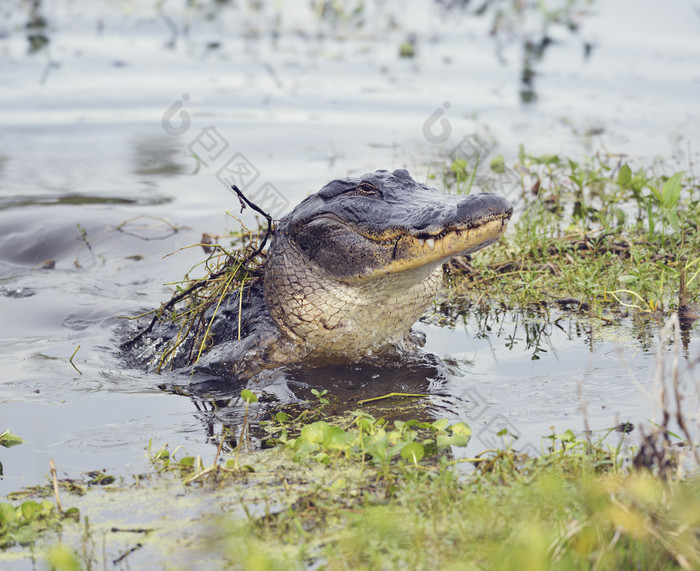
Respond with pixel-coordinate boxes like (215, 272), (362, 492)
(124, 169), (512, 381)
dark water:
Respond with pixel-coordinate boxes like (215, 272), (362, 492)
(1, 0), (700, 498)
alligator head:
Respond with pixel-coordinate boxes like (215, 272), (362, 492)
(264, 169), (512, 360)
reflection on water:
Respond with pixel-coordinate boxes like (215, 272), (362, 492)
(430, 299), (682, 359)
(14, 0), (597, 104)
(25, 0), (49, 54)
(146, 302), (698, 461)
(131, 135), (190, 177)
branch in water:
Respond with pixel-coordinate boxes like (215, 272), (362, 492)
(120, 186), (274, 351)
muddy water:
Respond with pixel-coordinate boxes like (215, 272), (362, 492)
(1, 0), (700, 496)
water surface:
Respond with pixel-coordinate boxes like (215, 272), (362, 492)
(1, 0), (699, 497)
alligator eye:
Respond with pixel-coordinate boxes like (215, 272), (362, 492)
(355, 182), (381, 196)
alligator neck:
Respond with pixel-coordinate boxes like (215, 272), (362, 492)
(264, 236), (442, 358)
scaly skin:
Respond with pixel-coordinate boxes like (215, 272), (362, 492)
(129, 169), (512, 380)
(264, 168), (512, 362)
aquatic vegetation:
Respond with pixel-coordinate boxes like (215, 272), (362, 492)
(0, 430), (23, 478)
(7, 151), (695, 568)
(3, 345), (699, 569)
(0, 430), (23, 450)
(122, 189), (271, 371)
(0, 499), (64, 549)
(444, 151), (700, 320)
(210, 395), (700, 570)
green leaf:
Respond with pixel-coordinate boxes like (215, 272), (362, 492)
(0, 430), (24, 448)
(451, 422), (472, 437)
(432, 419), (450, 431)
(664, 205), (680, 230)
(240, 389), (258, 403)
(618, 275), (638, 284)
(617, 164), (632, 188)
(274, 412), (291, 423)
(300, 421), (330, 444)
(436, 434), (452, 449)
(661, 172), (683, 209)
(365, 431), (390, 462)
(153, 447), (169, 461)
(451, 159), (467, 173)
(490, 154), (506, 174)
(400, 442), (425, 464)
(355, 417), (375, 434)
(323, 426), (352, 451)
(47, 544), (82, 571)
(0, 502), (16, 524)
(532, 154), (560, 166)
(557, 429), (576, 442)
(292, 438), (319, 459)
(20, 500), (43, 521)
(12, 524), (37, 546)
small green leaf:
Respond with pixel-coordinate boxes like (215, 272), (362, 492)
(0, 429), (24, 448)
(661, 172), (683, 209)
(300, 421), (330, 444)
(432, 419), (450, 431)
(13, 524), (37, 546)
(618, 275), (638, 284)
(451, 159), (467, 174)
(0, 502), (16, 524)
(400, 442), (425, 464)
(323, 426), (352, 451)
(292, 438), (319, 458)
(436, 434), (451, 449)
(617, 164), (632, 188)
(399, 41), (415, 58)
(451, 422), (472, 437)
(490, 154), (506, 174)
(533, 154), (560, 166)
(20, 500), (43, 521)
(153, 447), (169, 461)
(240, 389), (258, 403)
(47, 543), (82, 571)
(557, 429), (576, 442)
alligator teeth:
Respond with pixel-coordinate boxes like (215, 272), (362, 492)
(417, 238), (425, 247)
(426, 238), (435, 250)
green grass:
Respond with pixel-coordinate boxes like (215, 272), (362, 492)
(3, 393), (699, 570)
(201, 406), (700, 570)
(4, 150), (700, 570)
(441, 151), (700, 319)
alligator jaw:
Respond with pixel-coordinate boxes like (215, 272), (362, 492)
(378, 215), (510, 276)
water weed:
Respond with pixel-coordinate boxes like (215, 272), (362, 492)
(445, 151), (699, 320)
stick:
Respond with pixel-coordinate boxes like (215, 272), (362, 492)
(357, 392), (430, 405)
(69, 345), (82, 375)
(50, 459), (62, 514)
(121, 186), (273, 350)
